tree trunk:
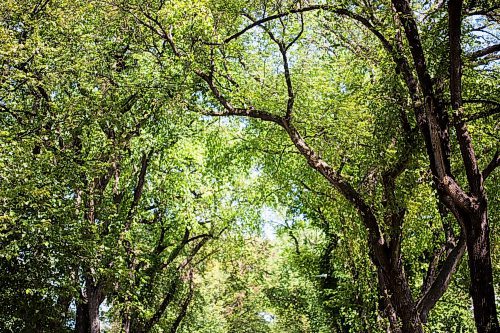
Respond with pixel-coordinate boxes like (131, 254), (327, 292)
(381, 265), (423, 333)
(378, 269), (402, 333)
(76, 280), (103, 333)
(76, 301), (90, 333)
(121, 316), (131, 333)
(464, 208), (499, 333)
(87, 287), (101, 333)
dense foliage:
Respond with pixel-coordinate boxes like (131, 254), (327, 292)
(1, 0), (499, 332)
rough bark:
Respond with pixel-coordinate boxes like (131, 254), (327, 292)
(381, 261), (423, 332)
(464, 209), (499, 332)
(448, 1), (499, 331)
(389, 0), (499, 330)
(378, 270), (402, 333)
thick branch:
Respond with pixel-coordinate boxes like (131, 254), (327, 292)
(169, 272), (194, 333)
(448, 0), (483, 198)
(160, 228), (190, 269)
(177, 236), (210, 271)
(424, 97), (475, 212)
(377, 269), (402, 333)
(283, 120), (375, 223)
(196, 66), (388, 268)
(196, 71), (283, 125)
(143, 277), (179, 333)
(468, 44), (500, 60)
(161, 230), (212, 270)
(281, 120), (389, 268)
(391, 0), (434, 98)
(417, 236), (466, 322)
(421, 245), (446, 295)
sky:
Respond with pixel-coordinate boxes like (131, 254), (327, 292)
(261, 206), (284, 241)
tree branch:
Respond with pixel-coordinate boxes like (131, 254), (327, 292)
(460, 105), (500, 123)
(161, 230), (212, 270)
(241, 13), (296, 120)
(177, 236), (210, 271)
(280, 120), (388, 266)
(169, 271), (194, 333)
(482, 150), (500, 180)
(467, 43), (500, 60)
(126, 150), (154, 223)
(223, 5), (394, 53)
(391, 0), (434, 97)
(377, 268), (402, 333)
(195, 70), (283, 125)
(196, 60), (388, 268)
(448, 0), (484, 199)
(417, 236), (466, 322)
(143, 276), (179, 333)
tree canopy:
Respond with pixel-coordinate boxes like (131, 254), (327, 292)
(0, 0), (499, 332)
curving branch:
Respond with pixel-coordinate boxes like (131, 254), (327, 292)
(161, 229), (212, 270)
(195, 69), (283, 124)
(195, 67), (388, 267)
(169, 271), (194, 333)
(222, 5), (394, 52)
(222, 3), (425, 139)
(143, 276), (180, 333)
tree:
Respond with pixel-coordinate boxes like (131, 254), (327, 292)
(119, 0), (499, 331)
(0, 1), (262, 332)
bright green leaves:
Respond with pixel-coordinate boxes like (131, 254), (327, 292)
(1, 0), (499, 332)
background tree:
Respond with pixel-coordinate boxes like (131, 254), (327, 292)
(1, 1), (261, 332)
